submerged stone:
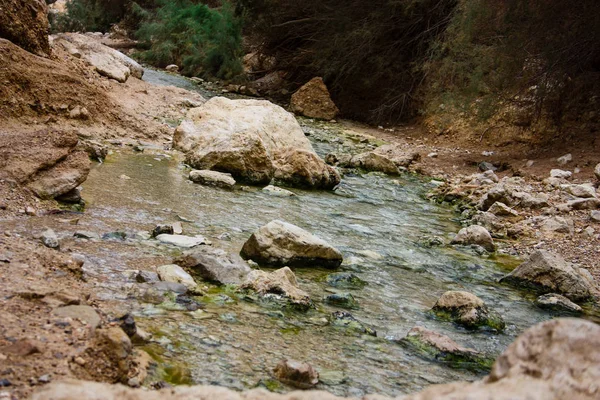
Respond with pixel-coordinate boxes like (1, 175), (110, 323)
(240, 267), (312, 311)
(329, 311), (376, 336)
(326, 272), (367, 289)
(324, 293), (359, 309)
(432, 291), (505, 332)
(399, 326), (494, 372)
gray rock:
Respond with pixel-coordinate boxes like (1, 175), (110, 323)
(240, 220), (343, 268)
(74, 231), (100, 240)
(324, 293), (359, 309)
(595, 163), (600, 180)
(241, 267), (312, 310)
(478, 161), (497, 172)
(157, 264), (197, 290)
(155, 234), (207, 248)
(41, 229), (59, 249)
(591, 210), (600, 222)
(488, 202), (519, 217)
(175, 247), (251, 285)
(563, 184), (596, 199)
(152, 281), (188, 294)
(550, 169), (572, 179)
(52, 305), (101, 329)
(329, 311), (376, 336)
(567, 198), (600, 210)
(556, 153), (572, 165)
(262, 185), (296, 197)
(535, 293), (582, 313)
(326, 272), (367, 289)
(135, 271), (160, 283)
(500, 250), (593, 302)
(189, 170), (236, 189)
(450, 225), (495, 252)
(540, 216), (573, 235)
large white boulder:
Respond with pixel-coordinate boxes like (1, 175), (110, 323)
(173, 97), (339, 188)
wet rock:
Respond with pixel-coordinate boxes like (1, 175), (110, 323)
(329, 311), (376, 336)
(173, 97), (335, 188)
(52, 33), (143, 82)
(157, 264), (198, 290)
(240, 220), (343, 268)
(52, 305), (101, 329)
(240, 267), (312, 310)
(550, 169), (572, 179)
(152, 281), (188, 295)
(399, 326), (493, 372)
(57, 188), (82, 203)
(174, 247), (251, 285)
(272, 148), (341, 189)
(450, 225), (495, 252)
(563, 184), (596, 199)
(189, 170), (236, 189)
(487, 202), (519, 217)
(155, 234), (207, 248)
(0, 0), (50, 56)
(262, 185), (296, 197)
(500, 250), (593, 302)
(151, 224), (174, 237)
(324, 293), (359, 309)
(432, 291), (505, 331)
(556, 153), (572, 165)
(534, 293), (582, 313)
(326, 272), (367, 289)
(116, 314), (137, 337)
(290, 77), (339, 120)
(273, 359), (319, 389)
(41, 228), (60, 249)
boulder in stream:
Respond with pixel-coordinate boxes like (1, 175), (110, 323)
(240, 267), (312, 311)
(189, 170), (236, 189)
(326, 273), (367, 289)
(399, 326), (493, 372)
(240, 220), (343, 268)
(324, 293), (359, 309)
(500, 250), (593, 302)
(172, 97), (338, 189)
(274, 359), (319, 389)
(432, 291), (505, 331)
(534, 293), (582, 313)
(157, 264), (198, 291)
(174, 247), (251, 285)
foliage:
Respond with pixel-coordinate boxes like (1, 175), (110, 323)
(135, 0), (243, 79)
(50, 0), (129, 33)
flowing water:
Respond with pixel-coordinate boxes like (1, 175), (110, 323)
(4, 70), (565, 397)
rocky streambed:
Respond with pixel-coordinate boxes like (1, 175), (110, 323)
(1, 68), (598, 399)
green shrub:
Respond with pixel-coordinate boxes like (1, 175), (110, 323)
(50, 0), (129, 33)
(135, 0), (243, 80)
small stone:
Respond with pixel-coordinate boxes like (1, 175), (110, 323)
(119, 174), (131, 180)
(38, 375), (51, 384)
(274, 359), (319, 389)
(1, 339), (41, 356)
(432, 291), (505, 331)
(0, 379), (11, 387)
(329, 311), (376, 336)
(172, 221), (183, 234)
(478, 161), (497, 172)
(74, 231), (100, 240)
(165, 64), (179, 72)
(157, 264), (198, 290)
(450, 225), (495, 252)
(427, 152), (438, 158)
(262, 185), (296, 197)
(135, 271), (160, 283)
(74, 356), (86, 366)
(189, 170), (236, 189)
(550, 169), (572, 179)
(41, 229), (59, 249)
(535, 293), (582, 313)
(26, 206), (36, 216)
(557, 153), (572, 165)
(525, 160), (535, 168)
(591, 210), (600, 222)
(117, 314), (137, 337)
(324, 293), (359, 309)
(155, 234), (207, 248)
(594, 163), (600, 180)
(563, 184), (596, 199)
(326, 272), (367, 289)
(52, 305), (101, 329)
(488, 202), (519, 217)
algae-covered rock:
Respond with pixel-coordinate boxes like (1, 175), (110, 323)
(432, 291), (505, 332)
(240, 267), (312, 311)
(399, 326), (494, 372)
(324, 293), (359, 309)
(329, 311), (376, 336)
(326, 273), (367, 289)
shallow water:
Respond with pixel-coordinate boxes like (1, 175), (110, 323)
(71, 108), (560, 397)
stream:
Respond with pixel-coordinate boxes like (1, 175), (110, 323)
(5, 69), (560, 397)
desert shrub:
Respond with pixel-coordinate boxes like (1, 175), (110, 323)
(50, 0), (130, 33)
(135, 0), (243, 79)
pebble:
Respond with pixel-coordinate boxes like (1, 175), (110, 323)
(74, 356), (86, 366)
(41, 229), (59, 249)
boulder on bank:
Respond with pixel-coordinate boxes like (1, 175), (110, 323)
(189, 170), (236, 189)
(534, 293), (582, 313)
(51, 33), (144, 82)
(240, 267), (312, 310)
(173, 97), (338, 189)
(339, 152), (400, 175)
(432, 291), (505, 331)
(290, 77), (339, 120)
(0, 0), (50, 56)
(450, 225), (495, 252)
(174, 247), (251, 285)
(240, 220), (343, 268)
(500, 250), (593, 302)
(0, 129), (91, 200)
